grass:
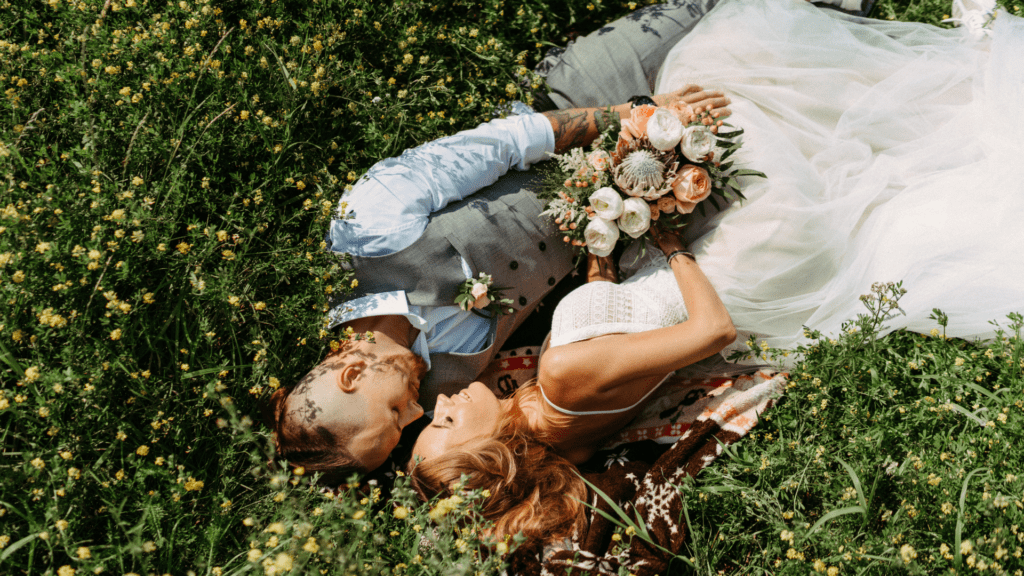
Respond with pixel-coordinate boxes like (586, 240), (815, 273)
(0, 0), (1022, 574)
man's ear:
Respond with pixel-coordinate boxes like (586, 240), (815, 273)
(337, 360), (366, 393)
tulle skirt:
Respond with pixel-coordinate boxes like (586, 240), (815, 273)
(655, 0), (1024, 359)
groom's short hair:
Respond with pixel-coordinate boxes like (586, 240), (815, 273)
(264, 359), (365, 486)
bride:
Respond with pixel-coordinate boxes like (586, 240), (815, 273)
(411, 0), (1024, 548)
(664, 0), (1024, 356)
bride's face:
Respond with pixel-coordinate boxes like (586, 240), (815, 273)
(412, 381), (502, 463)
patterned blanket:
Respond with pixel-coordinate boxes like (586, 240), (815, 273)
(479, 347), (787, 575)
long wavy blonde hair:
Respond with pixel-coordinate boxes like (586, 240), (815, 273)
(409, 384), (588, 544)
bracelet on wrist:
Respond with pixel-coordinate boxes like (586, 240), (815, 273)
(667, 250), (696, 263)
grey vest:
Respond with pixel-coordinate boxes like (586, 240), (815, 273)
(341, 169), (573, 408)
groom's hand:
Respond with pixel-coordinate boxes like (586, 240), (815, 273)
(653, 85), (732, 119)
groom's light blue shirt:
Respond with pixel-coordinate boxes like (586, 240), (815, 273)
(326, 112), (555, 368)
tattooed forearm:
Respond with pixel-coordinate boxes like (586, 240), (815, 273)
(543, 109), (603, 153)
(544, 105), (631, 153)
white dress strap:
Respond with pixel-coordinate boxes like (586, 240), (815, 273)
(538, 373), (673, 416)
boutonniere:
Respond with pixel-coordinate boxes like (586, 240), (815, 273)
(455, 273), (514, 316)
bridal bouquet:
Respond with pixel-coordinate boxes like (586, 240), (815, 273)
(539, 99), (764, 258)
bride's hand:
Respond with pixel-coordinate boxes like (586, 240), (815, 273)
(652, 85), (732, 119)
(649, 224), (686, 255)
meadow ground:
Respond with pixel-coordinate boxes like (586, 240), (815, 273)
(1, 0), (1023, 574)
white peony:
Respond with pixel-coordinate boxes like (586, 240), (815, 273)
(680, 125), (715, 162)
(588, 187), (624, 220)
(584, 217), (620, 257)
(618, 197), (652, 239)
(646, 108), (684, 151)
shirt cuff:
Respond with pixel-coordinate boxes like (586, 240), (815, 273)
(519, 112), (556, 168)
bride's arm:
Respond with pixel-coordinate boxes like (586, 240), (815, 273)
(586, 253), (618, 283)
(540, 231), (735, 412)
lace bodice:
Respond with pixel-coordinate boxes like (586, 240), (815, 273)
(550, 247), (688, 348)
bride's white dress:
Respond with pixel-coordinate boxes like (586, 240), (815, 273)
(650, 0), (1024, 356)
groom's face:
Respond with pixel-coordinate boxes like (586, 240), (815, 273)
(290, 344), (427, 472)
(343, 351), (428, 470)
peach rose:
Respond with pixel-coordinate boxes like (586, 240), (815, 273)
(656, 195), (677, 215)
(649, 201), (660, 221)
(671, 165), (712, 214)
(615, 131), (633, 159)
(587, 150), (610, 172)
(666, 100), (696, 124)
(471, 282), (490, 309)
(621, 105), (657, 140)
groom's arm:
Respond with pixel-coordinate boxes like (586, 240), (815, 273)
(330, 88), (731, 259)
(328, 112), (554, 258)
(543, 86), (732, 152)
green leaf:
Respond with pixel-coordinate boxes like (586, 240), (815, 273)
(962, 382), (1000, 403)
(731, 168), (767, 178)
(944, 402), (988, 427)
(836, 457), (868, 516)
(955, 468), (989, 569)
(182, 365), (254, 380)
(802, 506), (866, 543)
(0, 338), (24, 379)
(0, 533), (40, 562)
(573, 472), (677, 559)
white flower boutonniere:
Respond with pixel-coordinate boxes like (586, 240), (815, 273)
(455, 273), (514, 316)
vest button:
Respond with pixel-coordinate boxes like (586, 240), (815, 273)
(509, 260), (519, 270)
(518, 296), (527, 306)
(547, 277), (556, 286)
(538, 241), (547, 251)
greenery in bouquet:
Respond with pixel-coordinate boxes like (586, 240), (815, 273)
(539, 99), (764, 260)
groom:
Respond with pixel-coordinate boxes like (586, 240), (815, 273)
(267, 0), (729, 483)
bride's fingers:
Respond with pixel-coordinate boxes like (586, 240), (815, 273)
(682, 90), (730, 110)
(678, 84), (703, 96)
(651, 84), (702, 107)
(650, 87), (733, 116)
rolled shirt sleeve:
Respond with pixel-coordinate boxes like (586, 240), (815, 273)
(329, 112), (555, 257)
